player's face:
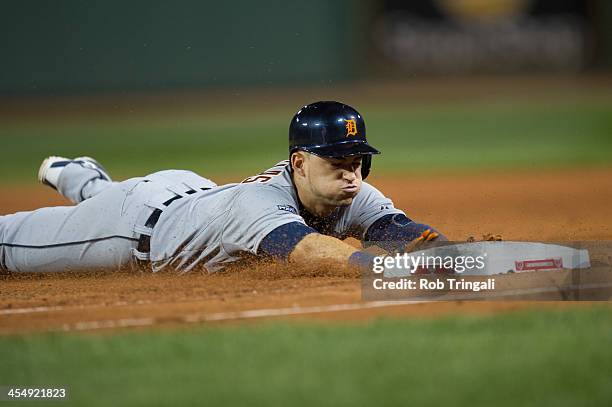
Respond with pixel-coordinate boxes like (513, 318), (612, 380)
(305, 154), (363, 207)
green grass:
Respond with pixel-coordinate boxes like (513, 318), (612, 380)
(1, 307), (611, 406)
(1, 97), (611, 183)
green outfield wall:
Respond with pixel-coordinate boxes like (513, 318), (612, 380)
(0, 0), (362, 94)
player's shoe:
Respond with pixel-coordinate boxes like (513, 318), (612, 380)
(37, 156), (111, 190)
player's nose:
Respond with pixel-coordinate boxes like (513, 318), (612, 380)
(343, 169), (357, 182)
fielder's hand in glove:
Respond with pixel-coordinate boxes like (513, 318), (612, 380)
(466, 233), (503, 242)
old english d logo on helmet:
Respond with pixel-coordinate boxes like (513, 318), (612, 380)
(344, 119), (357, 137)
(288, 101), (380, 179)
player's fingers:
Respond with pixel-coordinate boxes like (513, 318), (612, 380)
(410, 236), (424, 247)
(425, 232), (439, 241)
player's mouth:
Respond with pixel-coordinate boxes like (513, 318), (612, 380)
(341, 184), (359, 194)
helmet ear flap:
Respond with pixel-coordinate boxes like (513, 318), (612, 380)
(362, 155), (372, 180)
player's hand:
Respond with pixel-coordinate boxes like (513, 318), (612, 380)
(405, 229), (442, 252)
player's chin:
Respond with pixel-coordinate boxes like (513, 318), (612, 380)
(334, 191), (358, 205)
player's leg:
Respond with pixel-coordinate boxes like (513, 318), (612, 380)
(0, 178), (146, 273)
(144, 169), (218, 190)
(38, 156), (114, 204)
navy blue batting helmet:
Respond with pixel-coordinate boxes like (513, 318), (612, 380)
(289, 101), (380, 179)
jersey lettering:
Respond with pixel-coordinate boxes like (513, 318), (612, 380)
(241, 161), (289, 184)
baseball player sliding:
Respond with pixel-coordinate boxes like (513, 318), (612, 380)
(0, 101), (443, 274)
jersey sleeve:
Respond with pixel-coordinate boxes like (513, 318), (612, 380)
(222, 185), (307, 255)
(339, 182), (405, 239)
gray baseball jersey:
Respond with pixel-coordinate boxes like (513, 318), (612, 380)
(150, 160), (403, 272)
(0, 160), (403, 273)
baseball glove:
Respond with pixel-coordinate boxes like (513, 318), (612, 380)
(467, 233), (503, 242)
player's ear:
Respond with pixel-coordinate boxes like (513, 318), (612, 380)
(291, 151), (307, 177)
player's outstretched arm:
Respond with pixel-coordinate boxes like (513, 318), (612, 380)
(287, 231), (441, 271)
(259, 219), (446, 271)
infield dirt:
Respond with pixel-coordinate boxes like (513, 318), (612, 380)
(1, 167), (611, 334)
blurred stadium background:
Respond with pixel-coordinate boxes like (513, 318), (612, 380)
(0, 0), (611, 183)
